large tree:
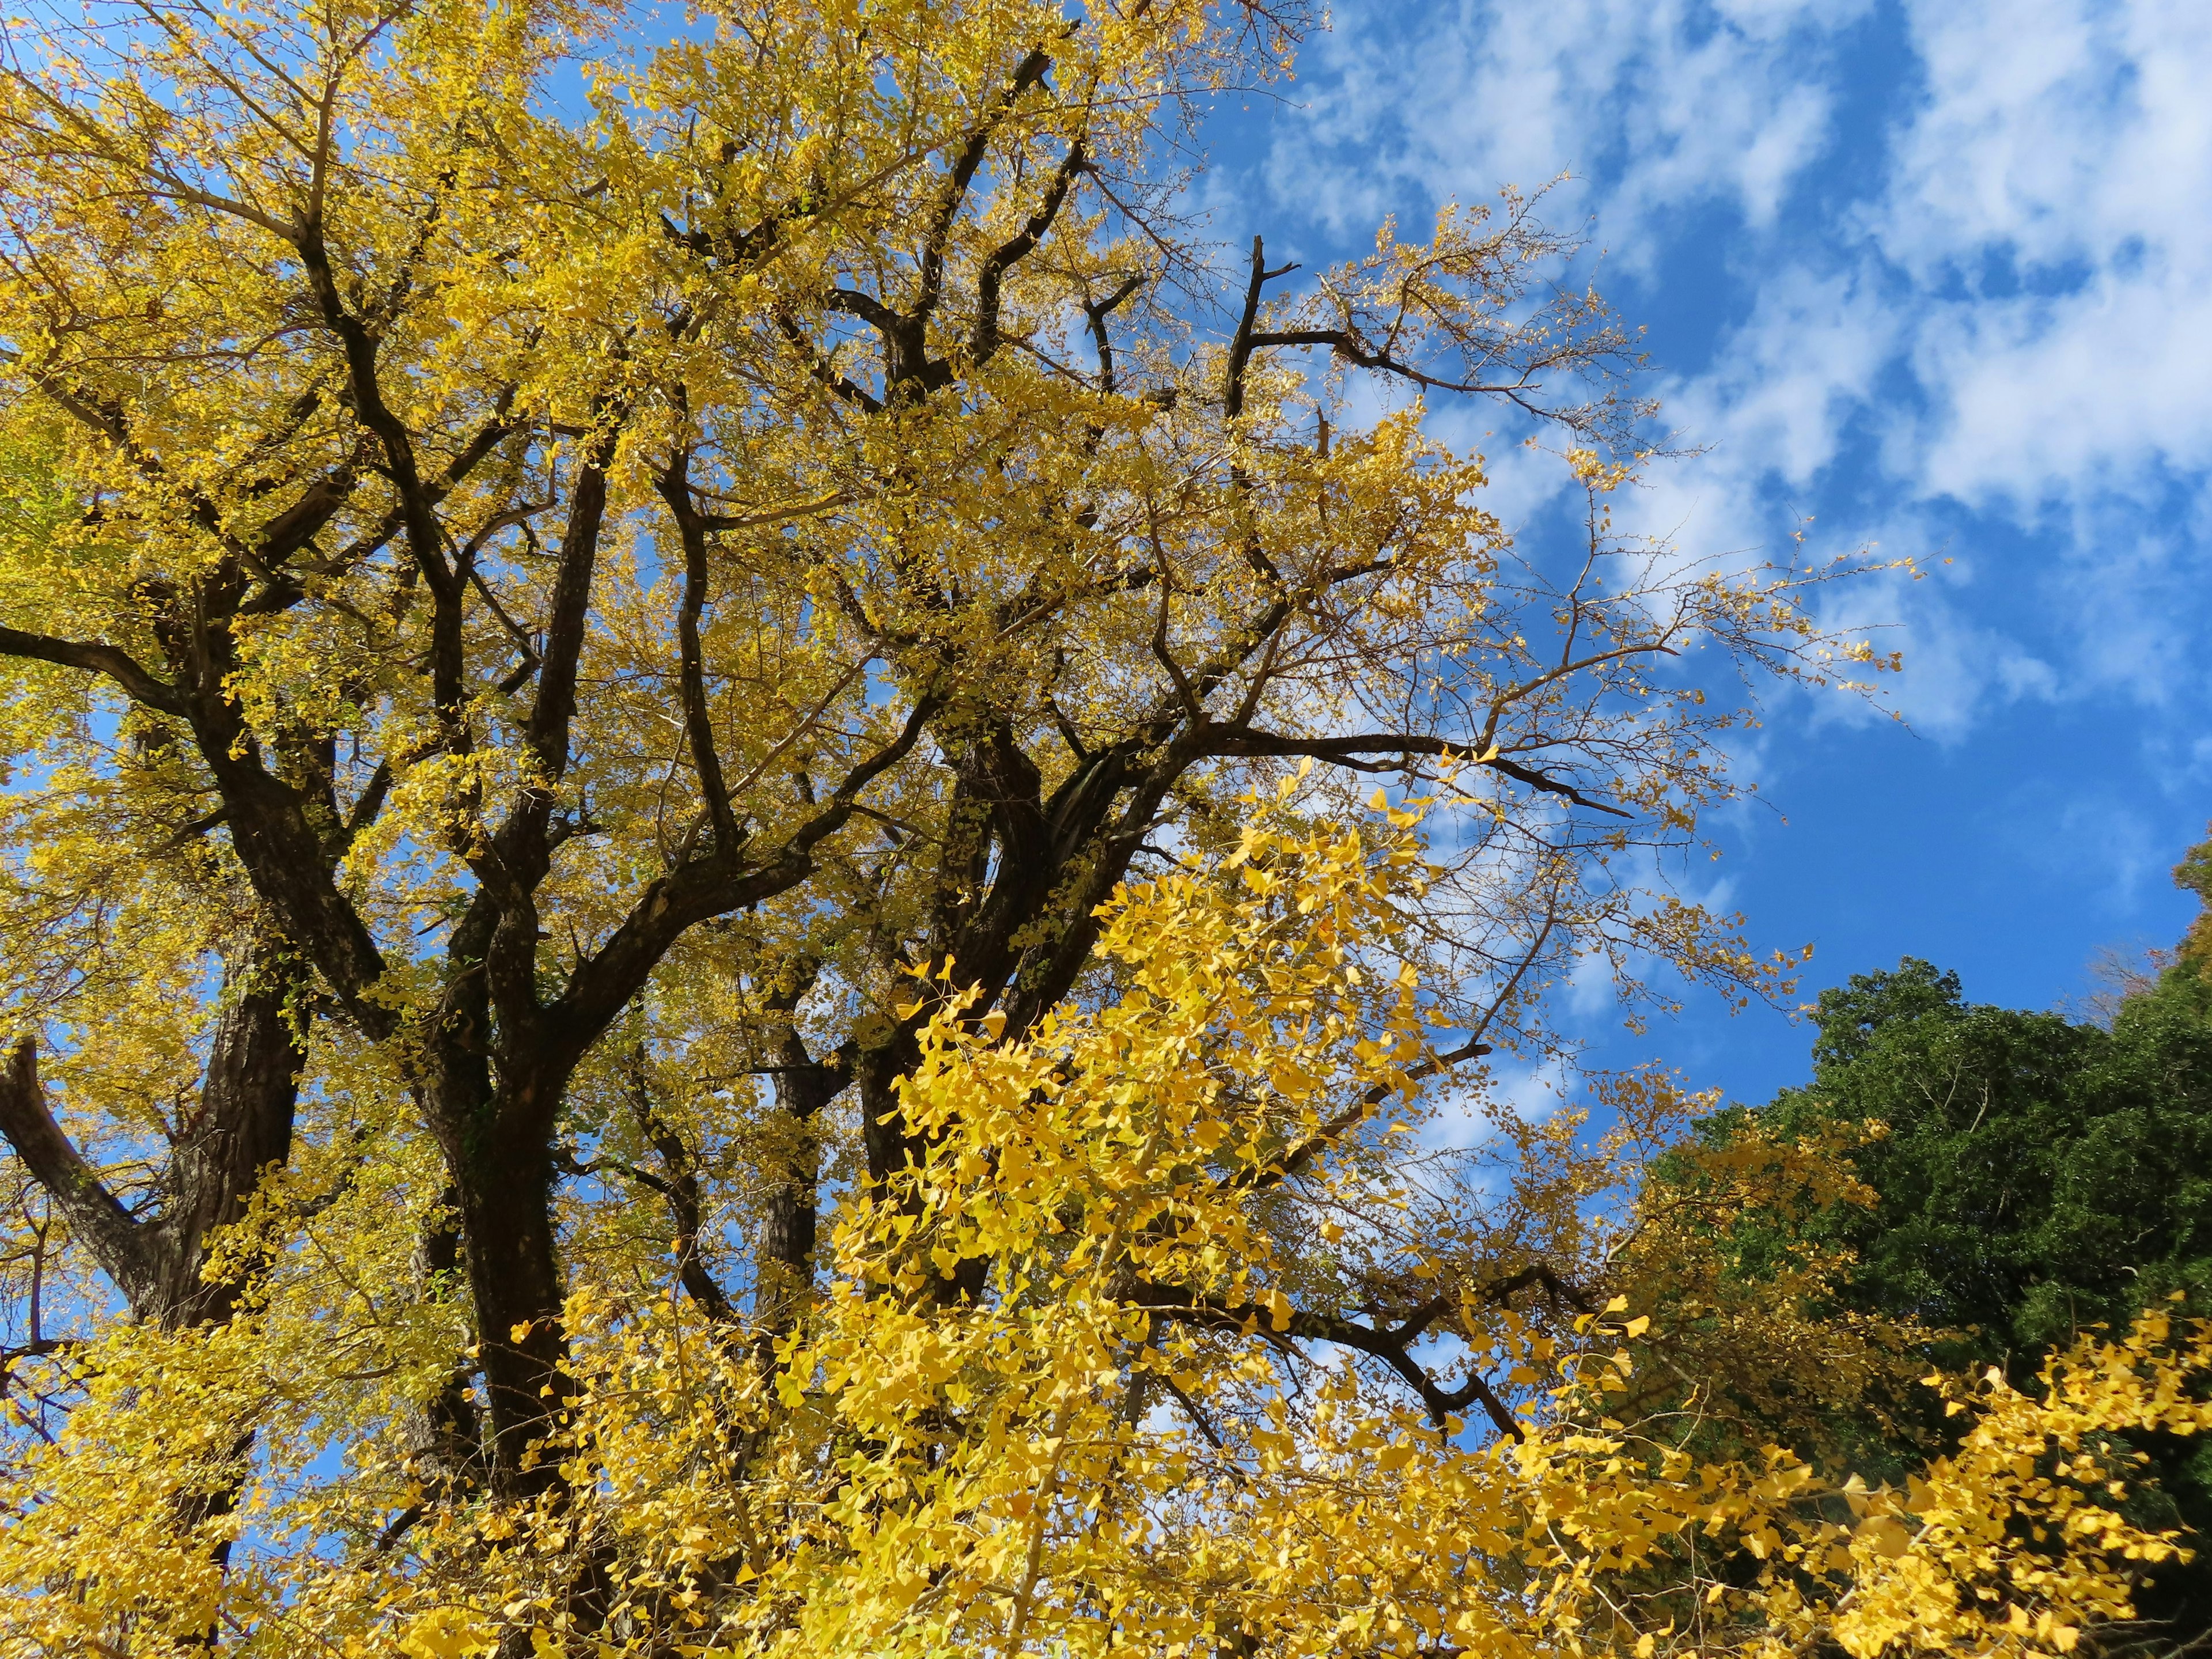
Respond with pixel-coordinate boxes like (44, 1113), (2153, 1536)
(4, 1), (2202, 1654)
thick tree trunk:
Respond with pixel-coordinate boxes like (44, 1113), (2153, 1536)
(753, 1037), (839, 1346)
(153, 963), (309, 1325)
(439, 1112), (570, 1497)
(409, 1209), (487, 1491)
(753, 1169), (817, 1326)
(0, 941), (306, 1330)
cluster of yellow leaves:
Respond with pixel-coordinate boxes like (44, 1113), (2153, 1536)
(13, 810), (2204, 1659)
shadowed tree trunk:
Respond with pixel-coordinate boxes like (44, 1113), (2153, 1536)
(0, 940), (308, 1331)
(0, 939), (309, 1645)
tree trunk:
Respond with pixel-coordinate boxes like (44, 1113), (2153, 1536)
(442, 1119), (570, 1497)
(153, 961), (310, 1325)
(753, 1036), (839, 1349)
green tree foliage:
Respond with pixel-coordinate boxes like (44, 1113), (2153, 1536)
(1769, 956), (2212, 1365)
(1683, 836), (2212, 1643)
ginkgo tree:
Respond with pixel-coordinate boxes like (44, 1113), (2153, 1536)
(1, 0), (2203, 1654)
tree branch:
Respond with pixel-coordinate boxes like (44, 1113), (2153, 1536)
(1205, 729), (1631, 816)
(527, 409), (621, 787)
(918, 46), (1053, 324)
(0, 626), (185, 714)
(1083, 273), (1144, 393)
(654, 445), (740, 854)
(295, 220), (448, 591)
(771, 310), (882, 413)
(972, 138), (1086, 366)
(1223, 236), (1298, 421)
(544, 690), (942, 1075)
(1130, 1278), (1523, 1440)
(0, 1037), (156, 1310)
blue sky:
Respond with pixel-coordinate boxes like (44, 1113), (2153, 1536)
(1201, 0), (2212, 1104)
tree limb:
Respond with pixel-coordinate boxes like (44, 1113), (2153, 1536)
(0, 1037), (156, 1310)
(654, 445), (740, 854)
(0, 626), (185, 715)
(972, 138), (1086, 366)
(1205, 728), (1631, 816)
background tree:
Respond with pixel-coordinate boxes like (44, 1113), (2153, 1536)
(1650, 834), (2212, 1647)
(1768, 957), (2212, 1357)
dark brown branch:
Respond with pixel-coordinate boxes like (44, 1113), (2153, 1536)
(918, 46), (1053, 323)
(1222, 236), (1298, 421)
(654, 446), (740, 853)
(772, 310), (881, 413)
(544, 690), (942, 1077)
(1149, 569), (1204, 725)
(1205, 728), (1633, 817)
(1130, 1279), (1522, 1441)
(177, 672), (392, 1036)
(151, 950), (308, 1325)
(569, 1071), (741, 1327)
(1245, 327), (1564, 419)
(527, 411), (620, 786)
(971, 138), (1086, 366)
(0, 626), (184, 714)
(821, 286), (906, 335)
(294, 218), (452, 603)
(751, 959), (839, 1346)
(657, 175), (817, 274)
(824, 286), (947, 397)
(151, 804), (230, 858)
(0, 1037), (156, 1310)
(1158, 1373), (1225, 1449)
(0, 948), (306, 1329)
(804, 45), (1056, 400)
(252, 468), (355, 566)
(1474, 1262), (1596, 1316)
(340, 760), (393, 850)
(1083, 273), (1145, 393)
(1236, 1032), (1493, 1199)
(275, 404), (522, 605)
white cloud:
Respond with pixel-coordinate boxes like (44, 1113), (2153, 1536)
(1249, 0), (2212, 736)
(1262, 0), (1868, 247)
(1782, 0), (2212, 512)
(1647, 264), (1899, 511)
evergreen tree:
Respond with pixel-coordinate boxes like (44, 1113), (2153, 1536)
(1697, 837), (2212, 1643)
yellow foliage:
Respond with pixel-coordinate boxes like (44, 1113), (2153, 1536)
(7, 812), (2206, 1658)
(0, 0), (2029, 1655)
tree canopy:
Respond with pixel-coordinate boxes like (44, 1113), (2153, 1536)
(1756, 955), (2212, 1366)
(0, 2), (2205, 1655)
(1666, 846), (2212, 1645)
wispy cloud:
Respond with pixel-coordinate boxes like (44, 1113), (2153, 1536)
(1240, 0), (2212, 739)
(1263, 0), (1868, 251)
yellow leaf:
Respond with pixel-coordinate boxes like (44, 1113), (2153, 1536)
(400, 1609), (494, 1659)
